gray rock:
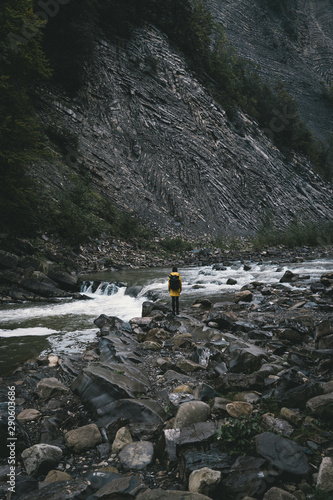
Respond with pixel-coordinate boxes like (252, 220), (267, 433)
(71, 362), (150, 412)
(174, 401), (211, 429)
(17, 409), (42, 423)
(317, 456), (333, 493)
(255, 432), (310, 476)
(163, 422), (218, 464)
(22, 275), (68, 298)
(118, 441), (154, 470)
(21, 443), (63, 477)
(234, 290), (253, 303)
(260, 413), (294, 437)
(188, 467), (221, 496)
(37, 378), (69, 400)
(180, 449), (232, 484)
(19, 478), (90, 500)
(96, 398), (165, 428)
(220, 456), (280, 499)
(306, 392), (333, 418)
(64, 424), (102, 453)
(90, 474), (146, 499)
(280, 270), (297, 283)
(112, 426), (133, 454)
(227, 344), (268, 373)
(125, 285), (143, 297)
(204, 311), (236, 330)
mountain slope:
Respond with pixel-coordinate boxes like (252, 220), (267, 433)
(204, 0), (333, 144)
(35, 22), (333, 239)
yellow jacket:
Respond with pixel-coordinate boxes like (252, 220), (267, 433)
(168, 272), (182, 296)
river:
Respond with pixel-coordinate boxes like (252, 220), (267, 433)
(0, 258), (332, 375)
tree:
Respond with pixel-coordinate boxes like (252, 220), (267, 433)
(0, 0), (51, 234)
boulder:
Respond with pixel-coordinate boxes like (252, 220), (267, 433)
(279, 270), (297, 283)
(220, 456), (280, 499)
(204, 310), (237, 330)
(118, 441), (154, 470)
(316, 334), (333, 349)
(188, 467), (221, 496)
(255, 432), (310, 476)
(47, 269), (78, 291)
(234, 290), (253, 303)
(180, 449), (232, 484)
(226, 401), (253, 418)
(174, 401), (211, 429)
(317, 456), (333, 493)
(71, 362), (150, 413)
(21, 443), (63, 477)
(64, 424), (102, 453)
(22, 274), (68, 298)
(44, 470), (72, 483)
(260, 413), (294, 437)
(227, 344), (267, 373)
(97, 398), (165, 428)
(112, 426), (133, 453)
(306, 392), (333, 418)
(37, 378), (69, 400)
(17, 409), (42, 423)
(162, 422), (218, 464)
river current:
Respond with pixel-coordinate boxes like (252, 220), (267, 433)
(0, 258), (332, 375)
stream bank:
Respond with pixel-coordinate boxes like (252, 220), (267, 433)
(0, 246), (333, 499)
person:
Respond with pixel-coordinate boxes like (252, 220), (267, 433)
(168, 266), (182, 315)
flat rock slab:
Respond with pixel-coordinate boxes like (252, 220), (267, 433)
(163, 422), (219, 463)
(89, 473), (146, 498)
(71, 363), (150, 412)
(96, 398), (165, 427)
(19, 478), (91, 500)
(180, 448), (232, 483)
(255, 432), (310, 476)
(98, 334), (142, 364)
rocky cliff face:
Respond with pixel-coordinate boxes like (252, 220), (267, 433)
(205, 0), (333, 143)
(35, 20), (333, 238)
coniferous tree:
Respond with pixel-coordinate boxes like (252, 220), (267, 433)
(0, 0), (51, 234)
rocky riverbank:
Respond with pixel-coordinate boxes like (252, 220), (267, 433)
(0, 234), (332, 304)
(0, 246), (333, 500)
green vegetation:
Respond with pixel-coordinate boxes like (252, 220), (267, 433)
(40, 175), (152, 246)
(253, 213), (333, 249)
(215, 415), (261, 456)
(0, 0), (51, 235)
(161, 237), (193, 253)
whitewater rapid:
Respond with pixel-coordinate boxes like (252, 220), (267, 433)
(0, 258), (331, 374)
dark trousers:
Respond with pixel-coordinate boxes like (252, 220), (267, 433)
(172, 296), (179, 315)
